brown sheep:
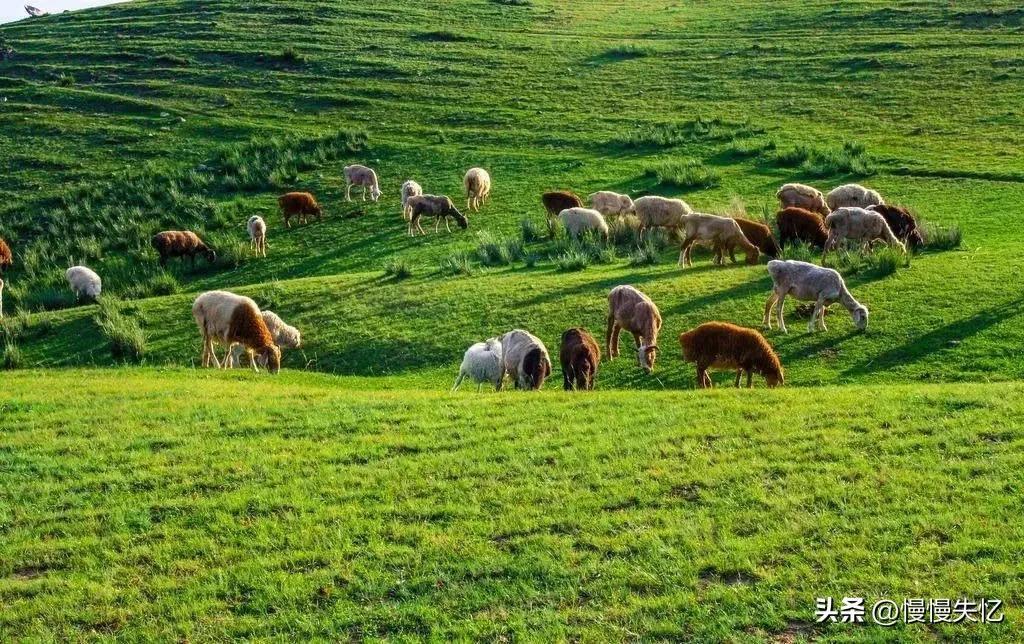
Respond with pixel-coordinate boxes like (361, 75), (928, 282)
(407, 195), (468, 236)
(679, 214), (759, 267)
(716, 217), (780, 262)
(278, 192), (323, 228)
(776, 207), (828, 250)
(868, 204), (924, 249)
(679, 322), (784, 389)
(606, 285), (662, 373)
(151, 231), (216, 268)
(542, 190), (584, 218)
(0, 236), (12, 275)
(560, 327), (601, 391)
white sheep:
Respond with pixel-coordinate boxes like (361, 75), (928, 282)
(823, 206), (905, 259)
(229, 310), (301, 367)
(588, 191), (634, 218)
(558, 207), (609, 241)
(451, 337), (504, 392)
(401, 179), (423, 221)
(500, 329), (551, 390)
(464, 167), (491, 212)
(65, 266), (101, 301)
(763, 259), (868, 333)
(826, 183), (884, 211)
(631, 195), (693, 239)
(344, 164), (382, 202)
(247, 215), (267, 257)
(192, 290), (281, 373)
(776, 183), (830, 216)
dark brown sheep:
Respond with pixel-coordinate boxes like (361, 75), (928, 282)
(560, 327), (601, 391)
(278, 192), (323, 228)
(679, 321), (783, 389)
(0, 237), (12, 275)
(151, 231), (216, 267)
(542, 191), (584, 218)
(776, 207), (828, 250)
(717, 217), (780, 261)
(407, 195), (468, 236)
(868, 204), (924, 249)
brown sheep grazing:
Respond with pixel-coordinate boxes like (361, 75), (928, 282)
(868, 204), (924, 249)
(606, 285), (662, 373)
(679, 322), (784, 389)
(407, 195), (469, 236)
(278, 192), (323, 228)
(542, 190), (584, 218)
(776, 207), (828, 250)
(716, 217), (780, 261)
(560, 327), (601, 391)
(0, 236), (12, 275)
(151, 231), (216, 268)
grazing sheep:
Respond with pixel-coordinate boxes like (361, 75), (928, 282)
(151, 231), (217, 268)
(823, 206), (905, 260)
(588, 191), (634, 218)
(606, 285), (661, 373)
(868, 204), (924, 249)
(344, 164), (382, 202)
(560, 327), (600, 391)
(192, 290), (281, 373)
(717, 217), (780, 261)
(407, 194), (468, 236)
(776, 207), (828, 250)
(776, 183), (830, 217)
(500, 329), (551, 390)
(542, 190), (584, 218)
(229, 310), (301, 367)
(559, 207), (610, 241)
(826, 183), (884, 211)
(0, 236), (12, 274)
(247, 216), (267, 257)
(632, 195), (693, 240)
(278, 192), (323, 228)
(679, 213), (759, 267)
(464, 167), (491, 212)
(401, 180), (424, 221)
(66, 265), (101, 301)
(764, 259), (868, 333)
(680, 322), (784, 389)
(451, 337), (504, 392)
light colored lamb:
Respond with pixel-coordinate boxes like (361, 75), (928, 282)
(776, 183), (830, 216)
(192, 290), (281, 373)
(65, 266), (101, 301)
(826, 183), (884, 211)
(344, 164), (382, 202)
(247, 215), (267, 257)
(500, 329), (551, 390)
(631, 195), (693, 239)
(588, 191), (634, 218)
(678, 213), (759, 267)
(763, 259), (868, 333)
(464, 167), (491, 212)
(606, 285), (662, 373)
(558, 207), (609, 241)
(229, 309), (301, 367)
(823, 206), (905, 260)
(401, 180), (423, 221)
(451, 337), (504, 392)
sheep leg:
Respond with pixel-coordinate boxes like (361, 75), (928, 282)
(563, 367), (574, 391)
(763, 292), (778, 329)
(734, 370), (742, 388)
(611, 324), (622, 358)
(416, 220), (426, 236)
(746, 371), (753, 389)
(345, 183), (352, 202)
(696, 366), (710, 389)
(775, 293), (788, 334)
(445, 218), (452, 233)
(361, 185), (367, 201)
(605, 314), (616, 359)
(729, 246), (738, 264)
(817, 298), (829, 331)
(435, 217), (441, 233)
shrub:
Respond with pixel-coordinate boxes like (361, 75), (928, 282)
(921, 222), (962, 250)
(94, 298), (145, 363)
(645, 159), (720, 189)
(439, 252), (474, 276)
(383, 258), (414, 280)
(520, 218), (545, 244)
(2, 341), (22, 370)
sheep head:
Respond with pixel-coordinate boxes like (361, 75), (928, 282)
(255, 345), (282, 374)
(852, 306), (869, 330)
(204, 248), (217, 264)
(451, 208), (469, 229)
(764, 367), (784, 388)
(371, 185), (382, 202)
(744, 246), (760, 265)
(637, 344), (658, 373)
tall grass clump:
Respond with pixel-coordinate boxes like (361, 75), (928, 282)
(521, 218), (545, 244)
(781, 241), (819, 264)
(645, 159), (720, 189)
(769, 141), (873, 177)
(439, 252), (475, 277)
(921, 222), (962, 250)
(476, 233), (513, 267)
(383, 258), (414, 280)
(613, 117), (763, 149)
(554, 247), (590, 272)
(2, 341), (22, 370)
(94, 298), (146, 363)
(629, 238), (662, 266)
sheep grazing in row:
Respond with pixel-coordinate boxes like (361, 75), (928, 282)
(192, 290), (281, 373)
(765, 260), (868, 333)
(679, 214), (759, 267)
(776, 207), (828, 250)
(247, 216), (267, 257)
(777, 183), (830, 217)
(680, 322), (784, 389)
(229, 309), (301, 367)
(717, 217), (780, 261)
(560, 327), (600, 391)
(606, 285), (661, 373)
(464, 167), (491, 212)
(401, 180), (423, 221)
(823, 207), (905, 260)
(66, 265), (101, 301)
(559, 207), (609, 241)
(826, 183), (884, 211)
(344, 164), (382, 202)
(542, 190), (583, 218)
(452, 337), (504, 392)
(869, 204), (924, 249)
(151, 230), (216, 268)
(278, 192), (323, 228)
(589, 191), (634, 218)
(501, 329), (551, 390)
(406, 195), (468, 236)
(632, 195), (693, 240)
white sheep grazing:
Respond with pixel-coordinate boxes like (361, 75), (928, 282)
(558, 207), (610, 241)
(247, 215), (267, 257)
(401, 180), (423, 221)
(823, 206), (905, 260)
(451, 337), (504, 392)
(344, 164), (382, 202)
(825, 183), (884, 211)
(588, 191), (634, 218)
(764, 259), (868, 333)
(776, 183), (830, 216)
(65, 266), (101, 301)
(229, 309), (301, 367)
(192, 290), (281, 373)
(500, 329), (551, 390)
(631, 195), (693, 240)
(464, 167), (491, 212)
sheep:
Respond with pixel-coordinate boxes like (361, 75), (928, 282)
(823, 206), (905, 260)
(826, 183), (884, 211)
(631, 195), (693, 240)
(464, 167), (491, 212)
(716, 217), (780, 261)
(606, 285), (661, 373)
(66, 265), (101, 301)
(776, 183), (830, 217)
(558, 207), (609, 242)
(868, 204), (924, 249)
(500, 329), (551, 390)
(680, 322), (784, 389)
(451, 337), (504, 392)
(588, 191), (634, 218)
(0, 276), (4, 319)
(247, 216), (267, 257)
(278, 192), (323, 228)
(401, 180), (423, 221)
(229, 310), (301, 367)
(151, 231), (216, 268)
(344, 164), (382, 202)
(678, 213), (759, 267)
(764, 259), (868, 333)
(407, 194), (468, 236)
(192, 290), (281, 373)
(0, 236), (11, 275)
(560, 327), (600, 391)
(776, 207), (828, 250)
(542, 190), (583, 218)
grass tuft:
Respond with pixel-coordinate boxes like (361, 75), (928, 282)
(439, 252), (475, 276)
(645, 159), (721, 189)
(383, 258), (414, 280)
(94, 298), (146, 363)
(921, 222), (962, 250)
